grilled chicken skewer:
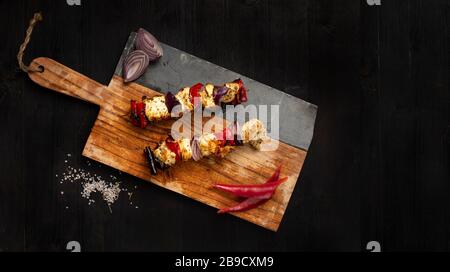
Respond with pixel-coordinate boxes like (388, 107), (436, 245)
(144, 119), (268, 175)
(131, 79), (248, 128)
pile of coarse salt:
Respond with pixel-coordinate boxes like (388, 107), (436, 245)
(59, 154), (136, 212)
(81, 178), (121, 207)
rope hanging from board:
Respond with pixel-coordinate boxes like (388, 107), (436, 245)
(17, 12), (43, 73)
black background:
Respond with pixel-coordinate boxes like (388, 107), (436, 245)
(0, 0), (448, 252)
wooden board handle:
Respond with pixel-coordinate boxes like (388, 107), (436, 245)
(28, 57), (108, 106)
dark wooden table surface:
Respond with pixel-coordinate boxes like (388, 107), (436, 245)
(0, 0), (448, 252)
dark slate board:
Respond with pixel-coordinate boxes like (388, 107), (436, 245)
(114, 32), (317, 151)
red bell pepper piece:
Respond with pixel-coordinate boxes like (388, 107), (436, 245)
(234, 79), (248, 103)
(165, 139), (181, 162)
(232, 121), (243, 146)
(189, 83), (203, 108)
(136, 101), (148, 128)
(227, 138), (235, 147)
(239, 86), (248, 103)
(215, 126), (235, 145)
(214, 128), (225, 147)
(130, 100), (139, 127)
(214, 177), (287, 198)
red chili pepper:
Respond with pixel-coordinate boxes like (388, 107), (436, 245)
(165, 139), (181, 162)
(216, 165), (285, 214)
(189, 83), (203, 108)
(130, 100), (139, 127)
(266, 165), (282, 183)
(214, 177), (287, 198)
(136, 102), (148, 128)
(217, 192), (272, 214)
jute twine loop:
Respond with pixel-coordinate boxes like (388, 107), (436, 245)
(17, 12), (43, 73)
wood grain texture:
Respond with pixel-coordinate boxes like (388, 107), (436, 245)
(28, 57), (307, 231)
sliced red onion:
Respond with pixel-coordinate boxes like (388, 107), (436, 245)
(165, 91), (180, 113)
(123, 50), (150, 82)
(191, 137), (203, 161)
(214, 86), (229, 105)
(136, 28), (163, 61)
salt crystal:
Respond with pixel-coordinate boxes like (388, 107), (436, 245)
(57, 162), (134, 212)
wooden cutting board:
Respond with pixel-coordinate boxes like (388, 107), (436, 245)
(27, 53), (309, 232)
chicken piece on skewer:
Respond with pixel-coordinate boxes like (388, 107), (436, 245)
(131, 79), (248, 128)
(144, 119), (269, 175)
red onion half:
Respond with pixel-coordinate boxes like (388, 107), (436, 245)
(136, 28), (164, 61)
(123, 50), (150, 83)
